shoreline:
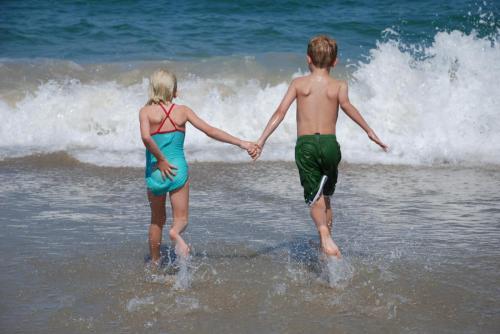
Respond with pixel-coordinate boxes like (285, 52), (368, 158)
(2, 151), (500, 172)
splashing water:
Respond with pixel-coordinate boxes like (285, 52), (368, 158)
(173, 255), (193, 290)
(321, 256), (355, 289)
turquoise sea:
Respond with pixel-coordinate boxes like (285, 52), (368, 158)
(1, 0), (498, 61)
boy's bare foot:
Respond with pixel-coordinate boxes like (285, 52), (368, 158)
(321, 236), (342, 259)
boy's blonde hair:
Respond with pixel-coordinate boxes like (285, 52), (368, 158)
(307, 35), (338, 69)
(146, 69), (177, 105)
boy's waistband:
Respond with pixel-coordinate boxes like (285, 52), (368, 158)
(297, 133), (337, 141)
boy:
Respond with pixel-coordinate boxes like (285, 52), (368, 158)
(251, 35), (388, 258)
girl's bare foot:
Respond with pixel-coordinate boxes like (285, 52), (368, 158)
(321, 236), (342, 259)
(174, 236), (190, 258)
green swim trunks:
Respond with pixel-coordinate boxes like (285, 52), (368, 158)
(295, 134), (341, 205)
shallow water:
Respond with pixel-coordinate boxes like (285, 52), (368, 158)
(1, 159), (499, 333)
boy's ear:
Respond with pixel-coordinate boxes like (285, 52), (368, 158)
(306, 55), (312, 65)
(332, 58), (338, 68)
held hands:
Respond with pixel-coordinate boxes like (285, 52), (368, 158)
(367, 129), (389, 152)
(239, 140), (262, 161)
(157, 159), (177, 180)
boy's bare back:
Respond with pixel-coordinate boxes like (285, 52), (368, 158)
(293, 73), (345, 136)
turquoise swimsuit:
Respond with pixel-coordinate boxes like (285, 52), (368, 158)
(145, 103), (188, 196)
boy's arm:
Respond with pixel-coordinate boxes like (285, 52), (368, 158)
(339, 81), (388, 151)
(256, 79), (297, 150)
(186, 107), (256, 151)
(139, 108), (177, 180)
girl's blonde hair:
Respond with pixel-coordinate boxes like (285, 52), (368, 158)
(146, 69), (177, 105)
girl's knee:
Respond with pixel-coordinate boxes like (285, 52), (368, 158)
(173, 215), (188, 225)
(168, 228), (179, 241)
(151, 214), (166, 226)
(171, 216), (188, 236)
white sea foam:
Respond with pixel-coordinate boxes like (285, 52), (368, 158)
(343, 29), (500, 165)
(126, 295), (155, 312)
(0, 30), (498, 166)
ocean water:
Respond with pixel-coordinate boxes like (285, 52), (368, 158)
(1, 1), (500, 333)
(0, 0), (499, 165)
(1, 0), (498, 61)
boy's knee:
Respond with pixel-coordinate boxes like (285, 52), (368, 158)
(317, 225), (330, 235)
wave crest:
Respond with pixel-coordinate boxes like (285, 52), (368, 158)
(0, 30), (499, 166)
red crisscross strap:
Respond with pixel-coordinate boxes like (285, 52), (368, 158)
(151, 103), (184, 135)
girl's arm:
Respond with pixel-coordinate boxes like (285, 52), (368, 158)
(139, 108), (177, 180)
(186, 107), (256, 151)
(338, 81), (388, 151)
(256, 79), (297, 152)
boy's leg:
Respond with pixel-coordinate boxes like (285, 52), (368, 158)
(168, 181), (190, 258)
(325, 196), (333, 233)
(310, 195), (341, 258)
(147, 190), (167, 264)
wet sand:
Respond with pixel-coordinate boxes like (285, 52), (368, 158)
(1, 158), (499, 333)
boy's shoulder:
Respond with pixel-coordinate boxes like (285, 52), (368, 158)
(291, 74), (345, 85)
(289, 74), (311, 90)
(291, 74), (346, 96)
(290, 74), (310, 84)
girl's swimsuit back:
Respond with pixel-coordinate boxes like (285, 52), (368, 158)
(145, 104), (188, 195)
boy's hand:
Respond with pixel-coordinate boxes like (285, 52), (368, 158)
(367, 130), (389, 152)
(249, 139), (266, 160)
(157, 159), (177, 180)
(249, 144), (262, 161)
(240, 140), (261, 160)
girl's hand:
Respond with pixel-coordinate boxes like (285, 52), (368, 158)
(367, 130), (389, 152)
(249, 145), (261, 161)
(249, 143), (262, 161)
(248, 139), (265, 161)
(240, 141), (261, 160)
(157, 159), (177, 180)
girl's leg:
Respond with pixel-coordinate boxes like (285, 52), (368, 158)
(147, 190), (167, 264)
(169, 181), (190, 258)
(310, 195), (341, 258)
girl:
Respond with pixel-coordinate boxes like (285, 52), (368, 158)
(139, 69), (256, 264)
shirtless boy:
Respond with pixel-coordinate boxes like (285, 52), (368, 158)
(251, 35), (388, 258)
